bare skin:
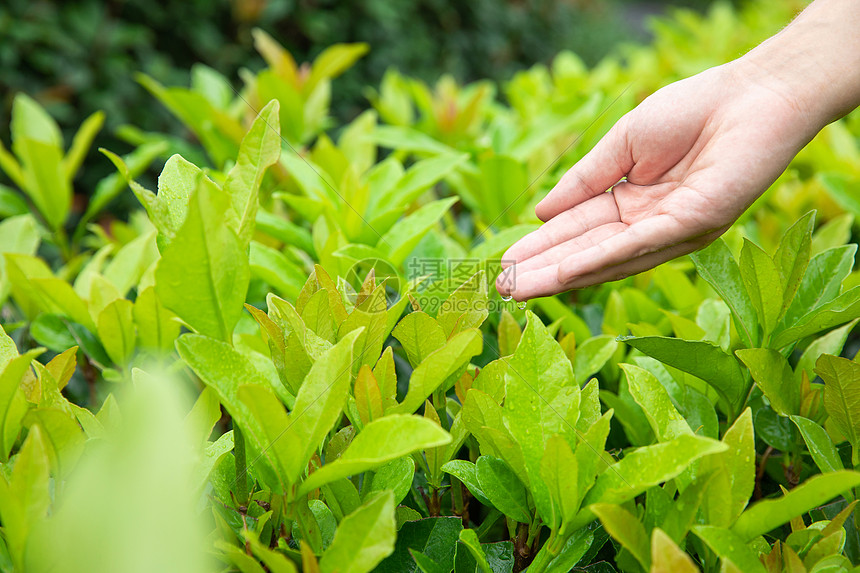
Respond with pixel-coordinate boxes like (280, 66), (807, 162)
(496, 0), (860, 301)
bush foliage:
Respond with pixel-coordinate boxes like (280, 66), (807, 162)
(2, 1), (860, 572)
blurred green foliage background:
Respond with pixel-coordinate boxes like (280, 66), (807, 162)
(0, 0), (718, 212)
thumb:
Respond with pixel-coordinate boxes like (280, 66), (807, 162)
(535, 118), (633, 222)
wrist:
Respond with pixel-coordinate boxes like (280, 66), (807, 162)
(733, 0), (860, 131)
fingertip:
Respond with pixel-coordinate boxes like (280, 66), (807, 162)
(495, 266), (515, 296)
(500, 251), (515, 270)
(534, 205), (551, 223)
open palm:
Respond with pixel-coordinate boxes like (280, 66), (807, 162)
(496, 64), (819, 300)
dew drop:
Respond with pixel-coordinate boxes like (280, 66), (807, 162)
(517, 301), (527, 310)
(501, 295), (512, 302)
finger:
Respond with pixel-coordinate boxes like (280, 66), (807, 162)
(503, 265), (565, 301)
(500, 193), (620, 270)
(561, 240), (705, 290)
(495, 222), (625, 297)
(510, 238), (704, 300)
(535, 120), (633, 222)
(507, 221), (626, 276)
(557, 215), (718, 283)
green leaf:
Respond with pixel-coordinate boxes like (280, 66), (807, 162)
(103, 231), (158, 297)
(459, 541), (514, 573)
(811, 213), (854, 255)
(0, 341), (43, 461)
(322, 478), (361, 522)
(469, 225), (538, 262)
(739, 239), (783, 339)
(97, 299), (135, 367)
(621, 336), (747, 417)
(176, 334), (282, 489)
(815, 354), (860, 460)
(23, 408), (86, 479)
(29, 276), (96, 333)
(539, 525), (599, 572)
(249, 241), (305, 300)
(478, 155), (529, 225)
(774, 286), (860, 349)
(437, 271), (490, 338)
(754, 407), (796, 452)
(363, 457), (415, 505)
(299, 415), (451, 495)
(0, 188), (30, 218)
(590, 504), (650, 571)
(650, 528), (699, 573)
(411, 550), (446, 573)
(0, 215), (39, 259)
(476, 455), (532, 524)
(256, 209), (316, 256)
(497, 311), (522, 357)
(379, 197), (458, 267)
(392, 329), (482, 415)
(693, 526), (766, 573)
(690, 239), (758, 347)
(370, 126), (458, 156)
(241, 329), (361, 487)
(305, 43), (369, 96)
(455, 530), (493, 573)
(11, 94), (70, 230)
(574, 336), (618, 386)
(244, 534), (298, 573)
(575, 411), (613, 510)
(337, 287), (395, 372)
(81, 142), (166, 230)
(0, 424), (51, 570)
(623, 363), (691, 442)
(0, 144), (26, 191)
(224, 101), (281, 247)
(732, 471), (860, 541)
(504, 311), (579, 522)
(540, 435), (580, 529)
(784, 245), (857, 328)
(820, 172), (860, 218)
(774, 212), (815, 318)
(63, 110), (105, 178)
(581, 434), (727, 512)
(369, 153), (469, 215)
(392, 311), (446, 368)
(155, 179), (249, 342)
(133, 287), (180, 354)
(375, 517), (463, 573)
(441, 460), (493, 507)
(129, 153), (198, 248)
(791, 415), (844, 474)
(735, 349), (798, 416)
(796, 320), (857, 382)
(699, 408), (755, 527)
(320, 491), (396, 573)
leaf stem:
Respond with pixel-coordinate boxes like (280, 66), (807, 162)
(234, 425), (249, 506)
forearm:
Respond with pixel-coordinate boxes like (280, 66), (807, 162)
(737, 0), (860, 130)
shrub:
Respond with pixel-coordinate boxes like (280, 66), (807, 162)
(1, 0), (859, 571)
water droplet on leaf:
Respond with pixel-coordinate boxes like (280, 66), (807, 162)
(517, 301), (527, 310)
(501, 295), (512, 302)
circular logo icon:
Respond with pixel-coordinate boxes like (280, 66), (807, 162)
(343, 258), (402, 313)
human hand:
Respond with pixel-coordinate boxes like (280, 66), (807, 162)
(495, 61), (822, 300)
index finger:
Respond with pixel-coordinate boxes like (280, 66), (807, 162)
(535, 120), (632, 222)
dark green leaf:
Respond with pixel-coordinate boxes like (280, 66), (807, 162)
(690, 239), (758, 347)
(319, 491), (396, 573)
(621, 336), (747, 417)
(376, 517), (463, 573)
(475, 455), (531, 524)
